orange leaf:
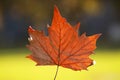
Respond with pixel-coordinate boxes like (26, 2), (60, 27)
(27, 6), (101, 71)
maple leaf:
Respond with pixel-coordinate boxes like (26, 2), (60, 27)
(26, 6), (101, 80)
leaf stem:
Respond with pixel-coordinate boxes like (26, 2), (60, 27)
(54, 65), (59, 80)
(54, 24), (61, 80)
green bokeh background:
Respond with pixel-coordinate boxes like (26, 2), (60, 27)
(0, 48), (120, 80)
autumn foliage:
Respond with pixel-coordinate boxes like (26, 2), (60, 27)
(26, 6), (101, 71)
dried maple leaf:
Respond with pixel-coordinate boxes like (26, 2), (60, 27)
(26, 6), (101, 80)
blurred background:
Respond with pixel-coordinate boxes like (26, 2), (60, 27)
(0, 0), (120, 48)
(0, 0), (120, 80)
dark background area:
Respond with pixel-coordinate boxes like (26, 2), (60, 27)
(0, 0), (120, 48)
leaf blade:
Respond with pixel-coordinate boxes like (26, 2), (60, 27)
(27, 6), (101, 71)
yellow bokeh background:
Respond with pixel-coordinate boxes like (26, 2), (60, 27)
(0, 48), (120, 80)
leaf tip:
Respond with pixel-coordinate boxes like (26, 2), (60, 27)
(95, 33), (102, 40)
(28, 26), (35, 32)
(77, 22), (80, 27)
(54, 5), (59, 13)
(74, 22), (80, 31)
(97, 33), (102, 37)
(53, 5), (61, 19)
